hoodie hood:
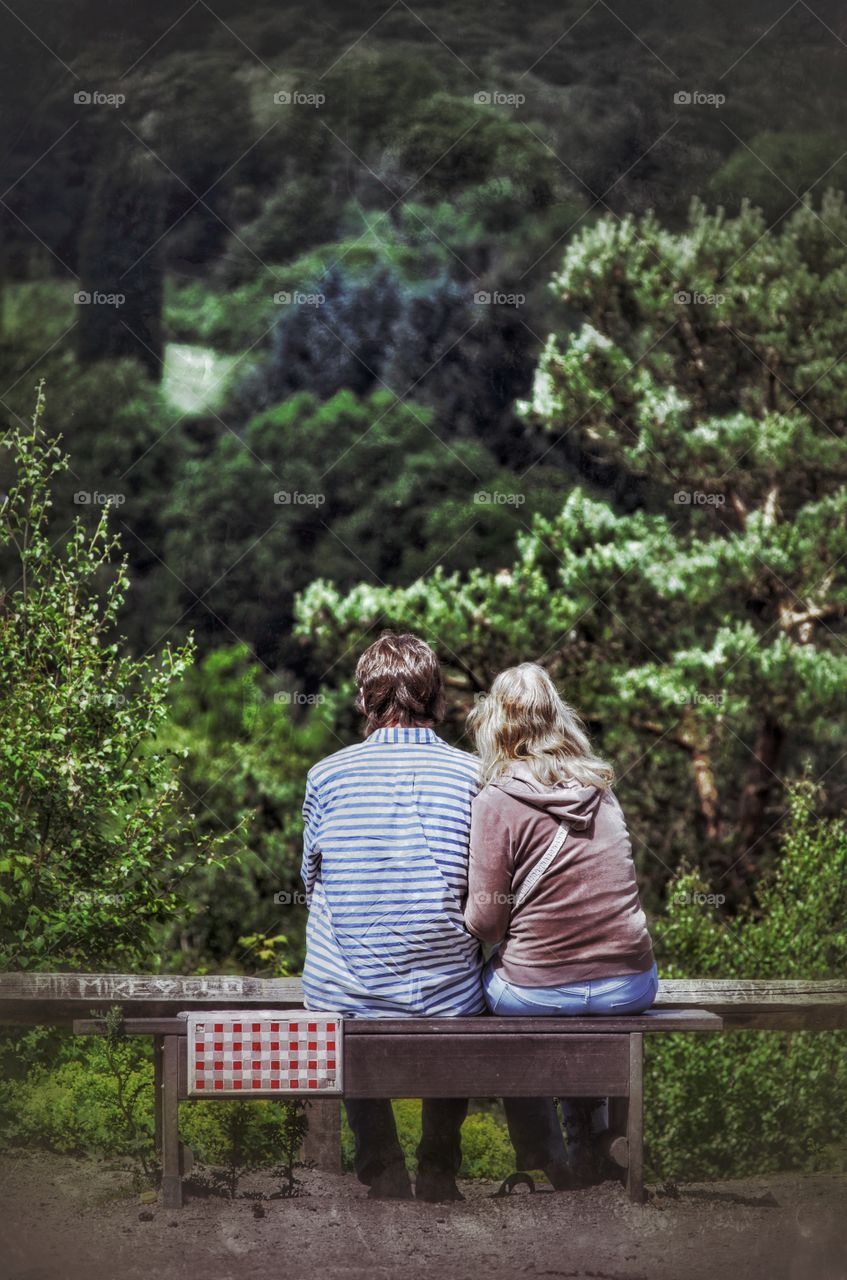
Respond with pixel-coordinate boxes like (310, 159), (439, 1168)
(490, 760), (603, 831)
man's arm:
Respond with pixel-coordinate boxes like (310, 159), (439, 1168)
(300, 771), (323, 904)
(464, 789), (514, 944)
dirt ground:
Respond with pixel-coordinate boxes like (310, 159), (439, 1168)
(0, 1152), (844, 1280)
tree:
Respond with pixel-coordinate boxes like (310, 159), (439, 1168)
(162, 388), (563, 668)
(295, 195), (847, 892)
(0, 385), (226, 969)
(709, 133), (847, 225)
(77, 138), (165, 378)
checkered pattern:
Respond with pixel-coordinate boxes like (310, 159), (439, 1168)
(185, 1010), (342, 1096)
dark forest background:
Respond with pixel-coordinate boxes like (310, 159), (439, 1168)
(1, 0), (846, 973)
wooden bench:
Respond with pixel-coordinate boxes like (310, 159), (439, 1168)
(2, 974), (845, 1208)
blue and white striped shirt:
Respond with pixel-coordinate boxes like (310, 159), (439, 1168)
(301, 726), (484, 1017)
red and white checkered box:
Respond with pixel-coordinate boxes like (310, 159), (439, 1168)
(185, 1010), (343, 1096)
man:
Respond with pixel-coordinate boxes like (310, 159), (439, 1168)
(300, 631), (483, 1201)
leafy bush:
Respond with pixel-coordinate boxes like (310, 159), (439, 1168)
(0, 1036), (154, 1158)
(647, 783), (847, 1180)
(0, 387), (228, 971)
(0, 1032), (308, 1194)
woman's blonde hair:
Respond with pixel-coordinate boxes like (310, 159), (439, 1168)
(468, 663), (614, 789)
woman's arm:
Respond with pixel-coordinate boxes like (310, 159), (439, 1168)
(464, 789), (514, 944)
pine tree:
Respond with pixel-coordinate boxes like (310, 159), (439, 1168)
(295, 195), (847, 890)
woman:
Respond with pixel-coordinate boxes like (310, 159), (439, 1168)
(464, 663), (657, 1188)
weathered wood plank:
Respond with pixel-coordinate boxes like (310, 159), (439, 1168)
(337, 1009), (722, 1034)
(73, 1010), (722, 1037)
(655, 979), (847, 1009)
(343, 1034), (631, 1097)
(5, 973), (847, 1029)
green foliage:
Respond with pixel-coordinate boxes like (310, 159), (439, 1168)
(159, 644), (341, 970)
(0, 386), (227, 970)
(0, 1033), (309, 1194)
(162, 389), (562, 667)
(182, 1097), (307, 1197)
(710, 133), (847, 223)
(647, 784), (847, 1180)
(296, 196), (847, 884)
(0, 1035), (154, 1159)
(102, 1006), (157, 1180)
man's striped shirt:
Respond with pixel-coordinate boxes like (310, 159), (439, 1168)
(300, 726), (484, 1017)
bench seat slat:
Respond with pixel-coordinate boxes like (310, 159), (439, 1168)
(72, 1009), (721, 1037)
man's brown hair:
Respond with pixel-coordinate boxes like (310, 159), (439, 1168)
(355, 632), (445, 734)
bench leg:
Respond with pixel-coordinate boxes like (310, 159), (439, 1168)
(302, 1100), (342, 1171)
(626, 1033), (644, 1204)
(605, 1097), (629, 1174)
(153, 1035), (164, 1157)
(160, 1034), (183, 1208)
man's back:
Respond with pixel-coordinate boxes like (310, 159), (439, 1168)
(301, 725), (484, 1016)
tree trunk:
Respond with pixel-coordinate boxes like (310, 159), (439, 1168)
(735, 712), (785, 873)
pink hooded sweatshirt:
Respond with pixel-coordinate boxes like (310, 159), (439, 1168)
(464, 761), (654, 985)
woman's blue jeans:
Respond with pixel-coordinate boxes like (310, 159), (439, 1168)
(483, 959), (659, 1174)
